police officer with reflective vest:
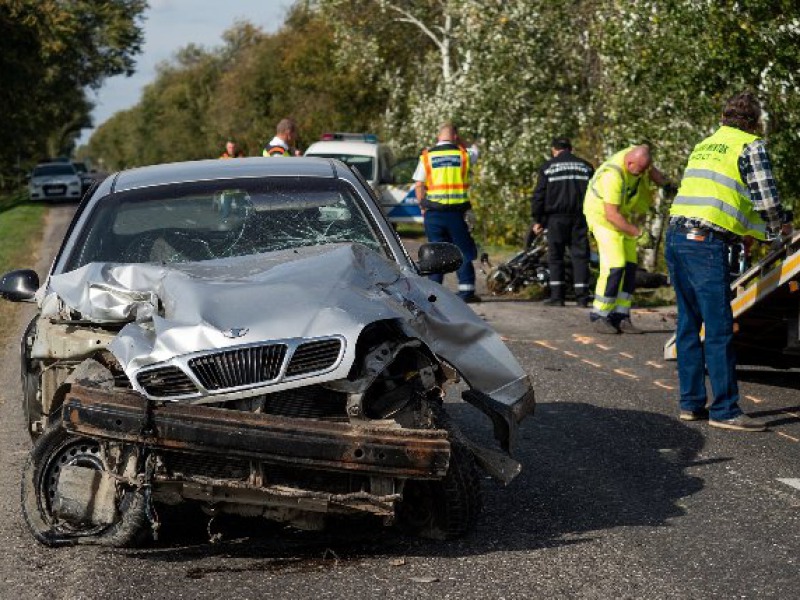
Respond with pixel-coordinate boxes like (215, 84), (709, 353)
(531, 137), (594, 306)
(413, 123), (480, 303)
(583, 144), (670, 333)
(666, 91), (793, 432)
(262, 118), (298, 157)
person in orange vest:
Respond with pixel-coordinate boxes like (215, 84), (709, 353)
(262, 118), (299, 157)
(219, 140), (244, 159)
(413, 122), (480, 303)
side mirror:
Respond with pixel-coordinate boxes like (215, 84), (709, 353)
(417, 242), (463, 276)
(0, 269), (40, 302)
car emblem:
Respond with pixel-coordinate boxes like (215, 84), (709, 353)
(223, 327), (249, 339)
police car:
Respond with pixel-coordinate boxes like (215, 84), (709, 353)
(304, 133), (422, 224)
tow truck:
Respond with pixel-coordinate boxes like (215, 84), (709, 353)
(664, 231), (800, 368)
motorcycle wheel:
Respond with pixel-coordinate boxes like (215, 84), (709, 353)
(21, 425), (148, 547)
(486, 266), (513, 295)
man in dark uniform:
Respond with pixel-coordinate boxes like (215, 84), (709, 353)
(531, 137), (594, 306)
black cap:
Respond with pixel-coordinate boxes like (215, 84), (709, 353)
(551, 137), (572, 150)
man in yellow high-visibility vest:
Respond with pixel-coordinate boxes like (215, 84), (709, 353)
(583, 145), (669, 333)
(413, 122), (480, 303)
(262, 118), (298, 157)
(666, 91), (793, 432)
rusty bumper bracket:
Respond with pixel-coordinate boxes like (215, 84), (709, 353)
(61, 385), (450, 479)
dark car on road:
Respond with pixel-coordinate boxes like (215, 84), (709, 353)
(71, 161), (95, 196)
(0, 157), (534, 547)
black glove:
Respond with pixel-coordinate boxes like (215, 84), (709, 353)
(662, 182), (679, 197)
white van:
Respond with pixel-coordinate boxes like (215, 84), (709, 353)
(304, 134), (422, 224)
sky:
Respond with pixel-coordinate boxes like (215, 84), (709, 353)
(77, 0), (292, 145)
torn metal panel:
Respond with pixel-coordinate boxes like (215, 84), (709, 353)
(41, 244), (533, 421)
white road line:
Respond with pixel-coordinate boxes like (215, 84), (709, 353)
(776, 432), (800, 443)
(777, 478), (800, 491)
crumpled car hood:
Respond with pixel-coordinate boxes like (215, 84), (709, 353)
(40, 244), (531, 409)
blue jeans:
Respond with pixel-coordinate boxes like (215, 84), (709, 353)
(665, 226), (741, 420)
(424, 210), (477, 297)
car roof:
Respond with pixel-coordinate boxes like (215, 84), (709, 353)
(34, 160), (74, 169)
(112, 157), (337, 193)
(305, 141), (381, 156)
(34, 162), (76, 169)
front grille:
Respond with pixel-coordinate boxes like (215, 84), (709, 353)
(137, 366), (198, 397)
(160, 451), (249, 480)
(189, 343), (287, 390)
(262, 385), (347, 420)
(286, 339), (342, 376)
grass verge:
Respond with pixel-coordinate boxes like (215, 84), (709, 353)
(0, 191), (46, 345)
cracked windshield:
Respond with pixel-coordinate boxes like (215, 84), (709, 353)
(64, 178), (385, 271)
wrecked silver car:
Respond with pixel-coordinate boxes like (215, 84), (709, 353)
(0, 157), (534, 547)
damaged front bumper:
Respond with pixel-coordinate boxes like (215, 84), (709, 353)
(61, 384), (451, 480)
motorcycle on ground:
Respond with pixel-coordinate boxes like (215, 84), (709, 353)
(483, 230), (669, 297)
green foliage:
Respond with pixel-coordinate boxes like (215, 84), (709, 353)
(0, 0), (146, 185)
(0, 191), (45, 342)
(82, 0), (800, 249)
(85, 6), (390, 170)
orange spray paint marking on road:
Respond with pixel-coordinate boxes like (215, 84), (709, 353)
(619, 352), (634, 359)
(776, 431), (800, 443)
(581, 359), (602, 368)
(596, 344), (612, 351)
(572, 335), (596, 345)
(613, 368), (639, 380)
(744, 395), (763, 404)
(563, 351), (579, 358)
(534, 340), (558, 350)
(653, 380), (675, 390)
(646, 361), (664, 369)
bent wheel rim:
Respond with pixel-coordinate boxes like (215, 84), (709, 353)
(40, 438), (110, 536)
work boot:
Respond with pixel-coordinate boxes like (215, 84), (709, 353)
(617, 318), (644, 334)
(576, 296), (591, 308)
(462, 294), (482, 304)
(709, 414), (768, 432)
(591, 316), (620, 334)
(679, 407), (709, 422)
(543, 297), (565, 307)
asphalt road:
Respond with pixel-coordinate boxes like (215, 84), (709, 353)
(0, 207), (797, 599)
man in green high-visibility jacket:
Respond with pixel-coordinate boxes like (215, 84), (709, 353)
(666, 91), (793, 432)
(583, 145), (670, 333)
